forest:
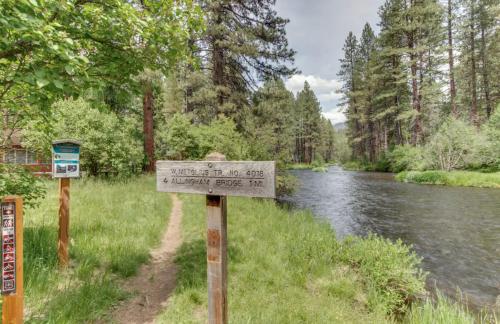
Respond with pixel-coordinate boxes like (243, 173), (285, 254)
(1, 0), (339, 199)
(338, 0), (499, 175)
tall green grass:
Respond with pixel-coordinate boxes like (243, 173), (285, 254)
(157, 195), (426, 323)
(404, 293), (495, 324)
(9, 176), (171, 323)
(396, 171), (500, 188)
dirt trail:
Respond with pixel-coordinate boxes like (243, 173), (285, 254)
(109, 193), (183, 324)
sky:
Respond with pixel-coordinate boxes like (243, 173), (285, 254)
(275, 0), (384, 124)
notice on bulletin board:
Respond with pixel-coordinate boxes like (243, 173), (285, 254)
(53, 145), (80, 178)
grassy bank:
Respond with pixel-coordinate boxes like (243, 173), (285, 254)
(5, 176), (171, 322)
(396, 171), (500, 188)
(158, 194), (431, 323)
(287, 163), (330, 172)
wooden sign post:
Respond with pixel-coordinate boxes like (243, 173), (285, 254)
(52, 140), (81, 268)
(157, 154), (275, 324)
(1, 196), (23, 324)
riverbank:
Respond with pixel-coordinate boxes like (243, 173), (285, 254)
(287, 163), (330, 172)
(158, 194), (476, 323)
(4, 176), (171, 322)
(396, 171), (500, 188)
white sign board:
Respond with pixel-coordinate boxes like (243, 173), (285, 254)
(52, 141), (80, 178)
(156, 161), (275, 198)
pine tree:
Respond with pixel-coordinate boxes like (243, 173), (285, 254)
(197, 0), (296, 119)
(248, 79), (295, 162)
(295, 81), (322, 164)
(338, 32), (363, 159)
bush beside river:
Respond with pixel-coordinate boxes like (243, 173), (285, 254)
(396, 171), (500, 188)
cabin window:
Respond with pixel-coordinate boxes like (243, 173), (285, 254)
(27, 150), (37, 164)
(5, 150), (16, 163)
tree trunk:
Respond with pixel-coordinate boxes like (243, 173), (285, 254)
(480, 21), (492, 119)
(409, 33), (422, 144)
(447, 0), (458, 117)
(143, 83), (155, 172)
(212, 7), (225, 111)
(469, 0), (479, 127)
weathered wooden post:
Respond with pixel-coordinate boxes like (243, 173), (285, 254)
(1, 196), (23, 324)
(156, 154), (275, 324)
(52, 140), (81, 268)
(205, 153), (228, 324)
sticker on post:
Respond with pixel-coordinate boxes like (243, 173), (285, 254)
(1, 202), (16, 295)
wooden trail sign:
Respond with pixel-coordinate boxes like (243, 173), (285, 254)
(156, 154), (276, 324)
(156, 160), (275, 198)
(1, 196), (23, 324)
(52, 139), (80, 268)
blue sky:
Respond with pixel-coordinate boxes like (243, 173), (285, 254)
(275, 0), (384, 124)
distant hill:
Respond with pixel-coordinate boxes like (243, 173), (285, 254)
(334, 122), (347, 131)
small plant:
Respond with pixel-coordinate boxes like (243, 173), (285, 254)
(0, 164), (46, 207)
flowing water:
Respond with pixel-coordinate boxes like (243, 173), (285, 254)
(282, 167), (500, 309)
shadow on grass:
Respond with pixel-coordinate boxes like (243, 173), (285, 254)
(174, 238), (243, 291)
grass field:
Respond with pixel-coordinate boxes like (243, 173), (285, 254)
(0, 176), (483, 323)
(158, 194), (430, 323)
(3, 176), (172, 323)
(396, 171), (500, 188)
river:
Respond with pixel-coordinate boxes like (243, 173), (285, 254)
(282, 167), (500, 310)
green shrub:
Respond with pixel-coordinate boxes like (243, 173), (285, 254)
(396, 170), (500, 188)
(388, 145), (427, 172)
(424, 118), (479, 171)
(341, 234), (426, 315)
(397, 171), (448, 185)
(23, 98), (144, 177)
(158, 113), (249, 160)
(0, 164), (46, 207)
(479, 108), (500, 171)
(276, 171), (298, 196)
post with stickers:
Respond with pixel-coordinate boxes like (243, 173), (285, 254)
(1, 196), (23, 324)
(157, 153), (275, 324)
(52, 140), (81, 268)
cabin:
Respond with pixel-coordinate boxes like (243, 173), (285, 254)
(1, 129), (51, 175)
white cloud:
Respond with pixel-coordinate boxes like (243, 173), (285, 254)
(285, 74), (345, 124)
(285, 75), (342, 100)
(322, 108), (347, 125)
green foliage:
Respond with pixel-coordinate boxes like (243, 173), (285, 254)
(0, 0), (202, 110)
(388, 145), (427, 172)
(160, 113), (199, 160)
(23, 98), (143, 177)
(194, 118), (249, 160)
(55, 99), (143, 177)
(425, 118), (479, 171)
(479, 108), (500, 170)
(341, 234), (426, 315)
(396, 170), (500, 188)
(159, 113), (248, 160)
(0, 164), (45, 207)
(276, 172), (299, 196)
